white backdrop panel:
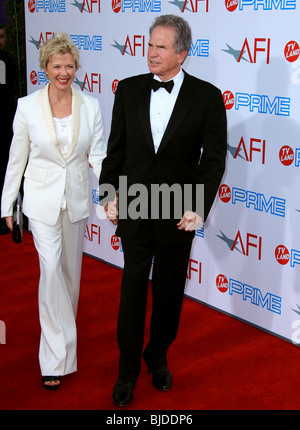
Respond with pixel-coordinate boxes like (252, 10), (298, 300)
(24, 0), (300, 345)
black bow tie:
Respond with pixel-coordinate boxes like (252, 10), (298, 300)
(151, 79), (174, 94)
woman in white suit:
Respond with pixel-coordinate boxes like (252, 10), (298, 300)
(1, 34), (106, 389)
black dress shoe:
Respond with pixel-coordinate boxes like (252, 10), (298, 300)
(149, 366), (172, 391)
(113, 380), (135, 407)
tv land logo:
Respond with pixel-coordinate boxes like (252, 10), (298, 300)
(216, 274), (282, 315)
(225, 0), (296, 12)
(111, 235), (123, 252)
(222, 90), (290, 116)
(284, 41), (300, 63)
(218, 184), (286, 217)
(278, 145), (300, 167)
(275, 245), (300, 268)
(112, 79), (119, 94)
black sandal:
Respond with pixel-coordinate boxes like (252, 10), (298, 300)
(42, 376), (61, 390)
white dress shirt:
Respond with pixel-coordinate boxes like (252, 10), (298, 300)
(53, 114), (72, 209)
(150, 69), (184, 153)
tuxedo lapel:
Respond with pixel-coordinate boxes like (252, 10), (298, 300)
(157, 72), (196, 154)
(136, 74), (155, 152)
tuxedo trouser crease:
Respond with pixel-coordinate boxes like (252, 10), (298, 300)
(30, 210), (87, 376)
(117, 220), (193, 383)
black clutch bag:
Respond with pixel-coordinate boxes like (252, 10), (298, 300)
(12, 192), (23, 244)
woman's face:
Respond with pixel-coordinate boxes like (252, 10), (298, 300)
(45, 52), (76, 92)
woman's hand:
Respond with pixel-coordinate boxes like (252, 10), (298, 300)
(5, 216), (13, 231)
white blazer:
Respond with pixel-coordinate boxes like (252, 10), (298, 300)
(1, 84), (106, 226)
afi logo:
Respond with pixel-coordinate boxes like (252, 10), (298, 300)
(239, 38), (270, 63)
(224, 38), (271, 63)
(74, 73), (101, 93)
(85, 224), (100, 244)
(112, 36), (145, 56)
(123, 35), (145, 56)
(80, 0), (100, 13)
(231, 230), (262, 260)
(182, 0), (209, 12)
(173, 0), (209, 12)
(234, 136), (266, 164)
(186, 259), (201, 284)
(33, 32), (55, 50)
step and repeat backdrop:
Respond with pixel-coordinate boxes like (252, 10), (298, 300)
(24, 0), (300, 345)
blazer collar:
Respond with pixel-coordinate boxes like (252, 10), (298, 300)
(37, 83), (83, 159)
(137, 71), (196, 154)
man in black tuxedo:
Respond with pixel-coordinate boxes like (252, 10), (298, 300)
(99, 14), (227, 407)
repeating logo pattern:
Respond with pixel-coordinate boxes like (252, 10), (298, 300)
(23, 0), (300, 344)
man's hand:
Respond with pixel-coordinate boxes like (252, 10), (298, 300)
(104, 194), (118, 225)
(177, 211), (202, 231)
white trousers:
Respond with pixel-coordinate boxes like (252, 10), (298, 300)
(29, 210), (87, 376)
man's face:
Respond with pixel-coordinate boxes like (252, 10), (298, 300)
(147, 25), (187, 81)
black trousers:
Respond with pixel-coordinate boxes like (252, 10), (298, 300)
(117, 220), (193, 383)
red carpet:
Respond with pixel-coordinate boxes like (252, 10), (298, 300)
(1, 230), (299, 411)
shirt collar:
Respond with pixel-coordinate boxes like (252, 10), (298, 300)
(153, 69), (184, 85)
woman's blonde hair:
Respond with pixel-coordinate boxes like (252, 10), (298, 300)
(39, 33), (80, 70)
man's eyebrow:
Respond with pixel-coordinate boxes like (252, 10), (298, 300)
(148, 42), (166, 48)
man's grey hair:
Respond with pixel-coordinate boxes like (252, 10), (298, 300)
(149, 14), (192, 55)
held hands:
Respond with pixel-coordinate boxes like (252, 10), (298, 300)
(5, 216), (13, 232)
(104, 194), (118, 225)
(177, 211), (203, 231)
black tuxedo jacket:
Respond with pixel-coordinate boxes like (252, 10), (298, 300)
(99, 71), (227, 243)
